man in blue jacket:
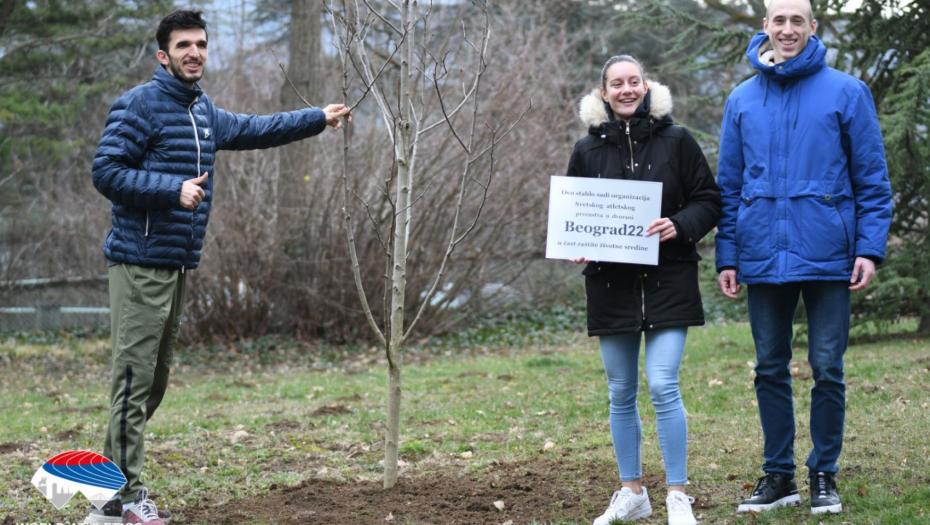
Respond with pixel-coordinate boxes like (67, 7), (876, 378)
(87, 9), (350, 525)
(715, 0), (892, 516)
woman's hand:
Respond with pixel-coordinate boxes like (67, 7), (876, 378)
(569, 257), (590, 264)
(647, 218), (677, 242)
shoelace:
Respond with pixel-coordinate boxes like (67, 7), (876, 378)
(136, 497), (160, 521)
(752, 475), (771, 496)
(813, 474), (830, 495)
(667, 493), (695, 513)
(606, 490), (635, 514)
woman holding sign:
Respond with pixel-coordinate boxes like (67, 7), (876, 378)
(567, 55), (720, 525)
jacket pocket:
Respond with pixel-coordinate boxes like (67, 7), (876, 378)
(793, 194), (853, 263)
(734, 196), (774, 262)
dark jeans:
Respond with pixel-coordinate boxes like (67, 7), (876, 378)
(747, 281), (850, 475)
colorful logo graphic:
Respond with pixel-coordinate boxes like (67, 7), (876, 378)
(31, 451), (126, 510)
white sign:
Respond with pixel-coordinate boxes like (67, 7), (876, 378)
(546, 176), (662, 265)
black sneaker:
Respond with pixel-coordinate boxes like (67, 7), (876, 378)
(737, 472), (801, 513)
(810, 471), (842, 514)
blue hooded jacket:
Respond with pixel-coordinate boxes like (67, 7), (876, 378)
(715, 33), (892, 283)
(92, 66), (327, 270)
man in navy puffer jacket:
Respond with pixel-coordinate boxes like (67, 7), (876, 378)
(715, 0), (892, 518)
(88, 9), (350, 525)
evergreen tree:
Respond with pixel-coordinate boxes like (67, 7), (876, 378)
(835, 0), (930, 333)
(0, 0), (163, 204)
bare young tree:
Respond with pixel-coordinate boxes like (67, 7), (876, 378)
(319, 0), (529, 488)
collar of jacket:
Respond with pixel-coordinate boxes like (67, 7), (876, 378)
(578, 81), (674, 142)
(747, 32), (827, 81)
(152, 66), (204, 105)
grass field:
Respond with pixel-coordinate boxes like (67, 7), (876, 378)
(0, 316), (927, 524)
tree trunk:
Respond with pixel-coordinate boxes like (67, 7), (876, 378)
(0, 0), (17, 39)
(918, 295), (930, 335)
(279, 0), (322, 210)
(383, 360), (402, 487)
(382, 0), (417, 490)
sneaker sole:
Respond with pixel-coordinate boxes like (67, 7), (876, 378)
(737, 493), (801, 513)
(811, 503), (842, 514)
(594, 506), (652, 524)
(83, 512), (171, 524)
(626, 504), (653, 520)
(82, 515), (122, 524)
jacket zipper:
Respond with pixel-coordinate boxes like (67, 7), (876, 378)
(187, 97), (201, 241)
(640, 274), (646, 327)
(625, 122), (635, 174)
(145, 211), (149, 237)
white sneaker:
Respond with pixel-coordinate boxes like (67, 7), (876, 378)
(666, 491), (697, 525)
(593, 486), (653, 525)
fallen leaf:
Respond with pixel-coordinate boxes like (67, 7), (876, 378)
(493, 500), (505, 512)
(542, 440), (555, 451)
(460, 451), (473, 459)
(742, 483), (754, 490)
(385, 511), (394, 521)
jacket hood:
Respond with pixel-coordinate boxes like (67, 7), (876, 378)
(747, 32), (827, 80)
(579, 81), (673, 128)
(153, 66), (203, 105)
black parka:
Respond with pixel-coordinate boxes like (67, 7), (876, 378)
(566, 83), (721, 336)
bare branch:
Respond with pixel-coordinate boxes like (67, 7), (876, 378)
(271, 48), (314, 108)
(361, 0), (402, 35)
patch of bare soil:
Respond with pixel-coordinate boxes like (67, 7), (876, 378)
(0, 441), (28, 454)
(180, 458), (707, 525)
(310, 404), (352, 416)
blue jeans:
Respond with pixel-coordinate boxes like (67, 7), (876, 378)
(747, 281), (850, 475)
(599, 328), (689, 486)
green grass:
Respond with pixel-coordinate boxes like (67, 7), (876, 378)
(1, 317), (928, 524)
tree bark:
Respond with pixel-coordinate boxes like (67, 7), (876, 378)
(383, 0), (417, 490)
(918, 295), (930, 335)
(0, 0), (18, 39)
(279, 0), (323, 210)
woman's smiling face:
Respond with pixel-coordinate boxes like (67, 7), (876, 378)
(601, 61), (647, 121)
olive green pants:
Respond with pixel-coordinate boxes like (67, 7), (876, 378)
(103, 264), (186, 500)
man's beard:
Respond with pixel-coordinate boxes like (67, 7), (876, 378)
(167, 56), (203, 85)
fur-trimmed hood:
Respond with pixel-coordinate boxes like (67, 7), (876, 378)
(578, 81), (673, 128)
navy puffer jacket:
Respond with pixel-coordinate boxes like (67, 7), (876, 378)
(93, 66), (327, 270)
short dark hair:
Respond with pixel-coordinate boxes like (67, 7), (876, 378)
(156, 9), (208, 52)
